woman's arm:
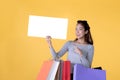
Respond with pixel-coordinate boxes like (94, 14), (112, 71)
(80, 45), (94, 67)
(49, 41), (70, 59)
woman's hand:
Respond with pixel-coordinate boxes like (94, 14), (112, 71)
(74, 46), (83, 56)
(46, 36), (52, 48)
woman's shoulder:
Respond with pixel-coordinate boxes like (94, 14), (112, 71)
(67, 40), (92, 45)
(66, 40), (94, 48)
(67, 40), (73, 43)
(65, 40), (72, 45)
(88, 44), (94, 50)
(66, 40), (75, 44)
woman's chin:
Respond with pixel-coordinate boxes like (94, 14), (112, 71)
(77, 37), (80, 39)
(77, 37), (82, 39)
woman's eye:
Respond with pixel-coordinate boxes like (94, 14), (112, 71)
(75, 28), (83, 30)
(79, 28), (83, 30)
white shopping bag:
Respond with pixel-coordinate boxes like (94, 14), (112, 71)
(47, 60), (60, 80)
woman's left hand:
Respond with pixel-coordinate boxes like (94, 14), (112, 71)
(74, 46), (83, 56)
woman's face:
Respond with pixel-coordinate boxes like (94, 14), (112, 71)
(75, 24), (87, 39)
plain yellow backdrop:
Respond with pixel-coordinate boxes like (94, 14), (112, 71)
(0, 0), (120, 80)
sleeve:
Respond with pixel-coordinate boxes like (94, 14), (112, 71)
(80, 45), (94, 67)
(49, 41), (70, 59)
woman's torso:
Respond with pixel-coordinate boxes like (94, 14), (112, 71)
(66, 41), (93, 73)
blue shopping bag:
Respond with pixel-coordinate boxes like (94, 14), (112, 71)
(73, 64), (106, 80)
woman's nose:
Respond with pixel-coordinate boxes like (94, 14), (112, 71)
(76, 30), (79, 33)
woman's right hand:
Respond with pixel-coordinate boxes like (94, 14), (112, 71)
(46, 36), (52, 48)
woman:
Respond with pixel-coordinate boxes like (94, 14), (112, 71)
(46, 20), (94, 80)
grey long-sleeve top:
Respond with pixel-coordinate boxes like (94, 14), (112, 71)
(49, 40), (94, 73)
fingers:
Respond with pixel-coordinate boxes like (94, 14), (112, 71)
(46, 36), (52, 47)
(74, 45), (77, 49)
(74, 45), (80, 50)
(73, 45), (82, 54)
(46, 36), (52, 40)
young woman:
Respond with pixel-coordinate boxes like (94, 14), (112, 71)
(46, 20), (94, 80)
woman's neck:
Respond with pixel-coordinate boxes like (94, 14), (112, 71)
(76, 37), (87, 44)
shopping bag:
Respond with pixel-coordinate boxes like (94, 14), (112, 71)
(37, 60), (53, 80)
(73, 64), (106, 80)
(59, 60), (64, 80)
(62, 61), (71, 80)
(47, 60), (60, 80)
(55, 60), (63, 80)
(37, 60), (60, 80)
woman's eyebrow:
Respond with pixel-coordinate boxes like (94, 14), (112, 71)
(76, 27), (83, 29)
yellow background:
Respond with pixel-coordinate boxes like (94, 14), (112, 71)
(0, 0), (120, 80)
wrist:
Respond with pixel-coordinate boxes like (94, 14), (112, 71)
(49, 44), (52, 48)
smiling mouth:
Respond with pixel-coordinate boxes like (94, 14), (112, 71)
(77, 34), (80, 36)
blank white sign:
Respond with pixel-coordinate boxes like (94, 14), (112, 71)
(27, 15), (68, 39)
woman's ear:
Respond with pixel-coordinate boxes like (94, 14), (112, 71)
(85, 30), (88, 34)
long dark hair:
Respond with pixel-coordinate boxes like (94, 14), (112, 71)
(74, 20), (94, 45)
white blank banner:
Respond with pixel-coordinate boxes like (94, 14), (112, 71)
(27, 15), (68, 40)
